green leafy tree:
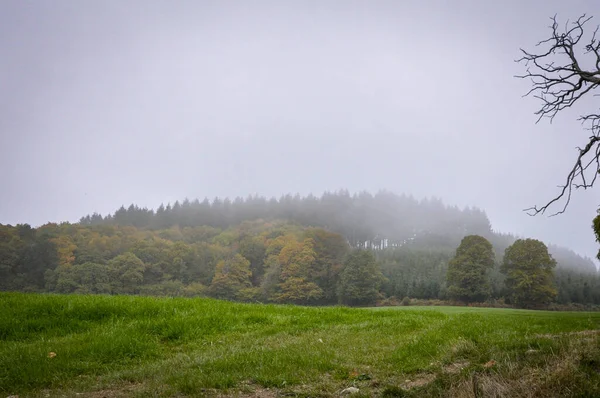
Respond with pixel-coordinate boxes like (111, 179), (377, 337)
(501, 239), (557, 308)
(238, 235), (267, 286)
(109, 252), (146, 294)
(208, 254), (252, 300)
(0, 225), (23, 290)
(446, 235), (495, 303)
(18, 230), (59, 290)
(165, 241), (193, 281)
(303, 228), (349, 301)
(52, 262), (112, 294)
(50, 268), (76, 293)
(73, 262), (112, 294)
(337, 249), (383, 306)
(593, 213), (600, 261)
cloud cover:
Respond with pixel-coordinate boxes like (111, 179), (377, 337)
(1, 0), (599, 261)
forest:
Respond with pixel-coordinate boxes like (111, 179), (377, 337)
(1, 190), (599, 307)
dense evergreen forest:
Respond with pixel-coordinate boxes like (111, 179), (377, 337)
(1, 190), (598, 306)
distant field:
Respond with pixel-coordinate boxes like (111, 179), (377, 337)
(1, 293), (600, 397)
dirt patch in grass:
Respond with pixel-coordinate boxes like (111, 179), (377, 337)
(535, 329), (600, 339)
(216, 387), (280, 397)
(402, 373), (436, 389)
(443, 361), (470, 374)
(74, 383), (145, 398)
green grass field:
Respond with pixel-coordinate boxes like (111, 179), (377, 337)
(1, 293), (600, 397)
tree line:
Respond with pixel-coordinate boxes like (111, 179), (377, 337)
(1, 191), (599, 307)
(79, 190), (495, 251)
(0, 220), (385, 305)
(80, 190), (596, 272)
(379, 241), (600, 306)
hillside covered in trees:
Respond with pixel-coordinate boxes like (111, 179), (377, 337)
(1, 190), (598, 306)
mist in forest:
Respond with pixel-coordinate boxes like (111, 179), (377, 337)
(1, 0), (599, 262)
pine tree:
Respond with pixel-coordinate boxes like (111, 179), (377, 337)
(337, 250), (383, 306)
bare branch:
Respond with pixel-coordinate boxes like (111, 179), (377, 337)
(517, 15), (600, 215)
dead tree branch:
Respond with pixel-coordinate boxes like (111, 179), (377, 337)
(516, 14), (600, 216)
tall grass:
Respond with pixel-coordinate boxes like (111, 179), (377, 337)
(1, 292), (599, 397)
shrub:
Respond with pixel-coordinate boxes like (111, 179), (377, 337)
(183, 283), (207, 297)
(376, 296), (400, 307)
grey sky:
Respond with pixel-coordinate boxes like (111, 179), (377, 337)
(1, 0), (599, 262)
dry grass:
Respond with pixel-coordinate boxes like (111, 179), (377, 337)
(446, 332), (600, 398)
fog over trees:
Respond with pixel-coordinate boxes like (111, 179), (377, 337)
(2, 1), (600, 266)
(2, 190), (599, 308)
(1, 2), (600, 309)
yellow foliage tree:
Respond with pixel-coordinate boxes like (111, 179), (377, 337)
(273, 238), (323, 304)
(50, 235), (77, 267)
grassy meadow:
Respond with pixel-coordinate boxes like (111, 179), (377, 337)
(1, 293), (600, 397)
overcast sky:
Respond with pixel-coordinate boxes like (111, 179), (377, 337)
(1, 0), (599, 261)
